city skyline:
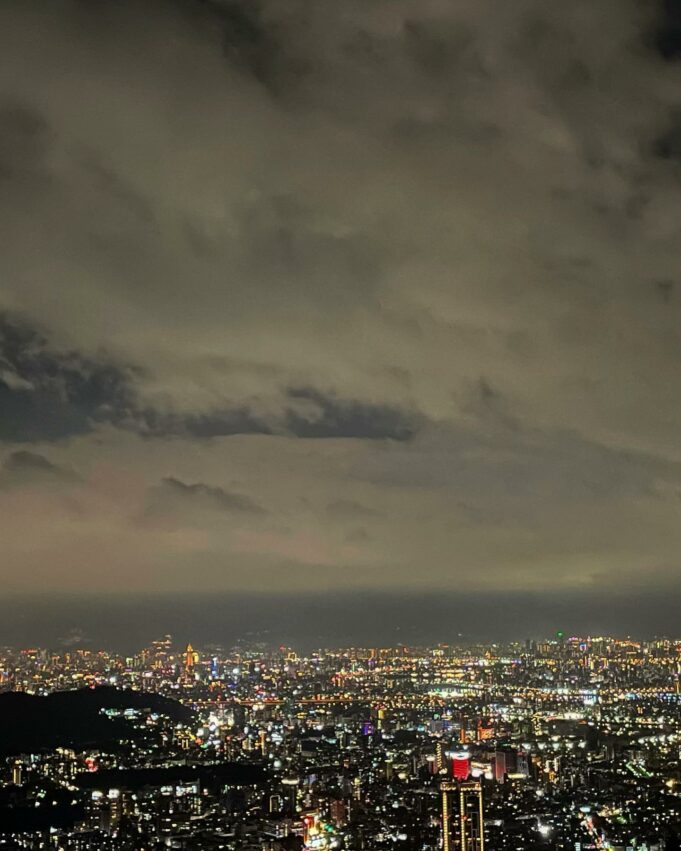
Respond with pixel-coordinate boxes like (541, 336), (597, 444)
(1, 0), (681, 624)
(3, 3), (681, 848)
(2, 631), (681, 848)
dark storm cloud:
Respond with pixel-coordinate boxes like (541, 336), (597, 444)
(134, 406), (273, 439)
(163, 388), (415, 441)
(0, 312), (411, 443)
(285, 388), (416, 441)
(128, 380), (415, 440)
(0, 310), (272, 442)
(0, 314), (134, 442)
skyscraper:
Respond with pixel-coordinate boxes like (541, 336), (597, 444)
(441, 779), (485, 851)
(184, 643), (199, 674)
(436, 741), (446, 772)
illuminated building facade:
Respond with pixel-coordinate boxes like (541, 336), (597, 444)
(184, 643), (199, 673)
(452, 752), (470, 780)
(441, 780), (485, 851)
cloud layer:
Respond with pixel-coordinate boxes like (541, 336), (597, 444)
(0, 0), (680, 602)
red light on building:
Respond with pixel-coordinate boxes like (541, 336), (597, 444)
(452, 753), (470, 780)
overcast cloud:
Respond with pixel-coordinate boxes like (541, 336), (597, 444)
(0, 0), (680, 607)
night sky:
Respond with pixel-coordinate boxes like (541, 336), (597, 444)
(1, 1), (680, 647)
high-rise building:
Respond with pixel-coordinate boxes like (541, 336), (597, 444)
(441, 780), (485, 851)
(436, 741), (446, 772)
(184, 643), (199, 674)
(516, 751), (529, 778)
(494, 751), (507, 783)
(441, 780), (455, 851)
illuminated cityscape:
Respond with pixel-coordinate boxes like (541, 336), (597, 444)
(2, 0), (681, 848)
(2, 634), (681, 849)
